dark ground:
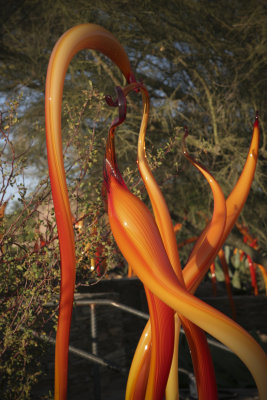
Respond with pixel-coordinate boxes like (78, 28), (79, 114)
(31, 278), (267, 400)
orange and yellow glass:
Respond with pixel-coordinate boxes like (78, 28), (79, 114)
(45, 24), (134, 399)
(45, 23), (267, 400)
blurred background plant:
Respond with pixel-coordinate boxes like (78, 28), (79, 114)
(0, 98), (61, 399)
(0, 0), (266, 398)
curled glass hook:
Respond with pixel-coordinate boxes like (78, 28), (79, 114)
(103, 82), (144, 195)
(105, 86), (127, 129)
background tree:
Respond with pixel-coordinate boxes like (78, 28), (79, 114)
(0, 0), (266, 332)
(1, 0), (266, 264)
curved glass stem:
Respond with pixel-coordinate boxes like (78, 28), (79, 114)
(45, 23), (134, 400)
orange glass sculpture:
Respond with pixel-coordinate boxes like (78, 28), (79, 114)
(45, 24), (267, 400)
(45, 24), (135, 399)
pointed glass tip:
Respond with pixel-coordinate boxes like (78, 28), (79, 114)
(183, 125), (189, 140)
(254, 111), (259, 126)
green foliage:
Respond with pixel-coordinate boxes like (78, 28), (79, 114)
(0, 101), (59, 398)
(211, 245), (266, 294)
(0, 88), (142, 395)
